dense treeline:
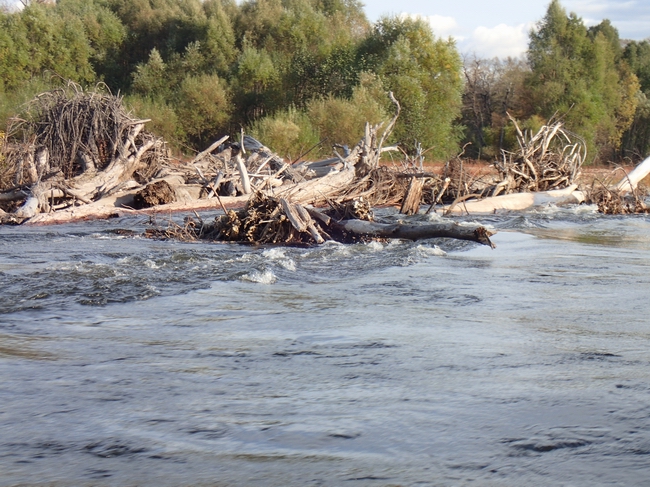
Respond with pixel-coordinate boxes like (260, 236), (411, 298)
(0, 0), (462, 160)
(0, 0), (649, 163)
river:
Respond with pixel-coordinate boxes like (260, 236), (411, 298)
(1, 206), (649, 486)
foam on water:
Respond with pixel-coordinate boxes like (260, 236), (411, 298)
(262, 248), (297, 271)
(240, 268), (277, 284)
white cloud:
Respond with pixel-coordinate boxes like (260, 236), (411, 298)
(464, 23), (532, 59)
(399, 13), (462, 40)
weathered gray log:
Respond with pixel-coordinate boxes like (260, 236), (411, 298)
(67, 123), (157, 201)
(336, 220), (495, 247)
(306, 208), (495, 247)
(296, 157), (340, 169)
(0, 189), (28, 202)
(191, 135), (229, 164)
(274, 162), (355, 204)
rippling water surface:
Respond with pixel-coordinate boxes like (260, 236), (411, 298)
(1, 206), (650, 486)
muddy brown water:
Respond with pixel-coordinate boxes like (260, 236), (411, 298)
(1, 206), (650, 486)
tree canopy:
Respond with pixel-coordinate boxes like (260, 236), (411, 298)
(525, 0), (639, 160)
(0, 0), (649, 163)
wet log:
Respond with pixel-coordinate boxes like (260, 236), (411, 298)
(339, 220), (494, 247)
(307, 208), (495, 247)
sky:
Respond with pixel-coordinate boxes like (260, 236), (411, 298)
(363, 0), (650, 58)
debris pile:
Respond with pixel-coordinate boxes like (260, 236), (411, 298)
(1, 82), (648, 233)
(145, 192), (496, 247)
(492, 115), (585, 196)
(0, 82), (167, 222)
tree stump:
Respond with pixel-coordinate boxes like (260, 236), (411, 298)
(400, 177), (424, 215)
(133, 180), (176, 209)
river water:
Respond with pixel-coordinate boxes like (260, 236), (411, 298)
(1, 206), (650, 486)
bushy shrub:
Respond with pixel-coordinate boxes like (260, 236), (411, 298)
(174, 73), (232, 147)
(307, 74), (388, 148)
(248, 107), (320, 161)
(123, 95), (182, 151)
(0, 76), (57, 130)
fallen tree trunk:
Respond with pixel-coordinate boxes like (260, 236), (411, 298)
(306, 208), (494, 247)
(23, 162), (356, 225)
(442, 185), (585, 214)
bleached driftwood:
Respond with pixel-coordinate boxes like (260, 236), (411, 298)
(442, 185), (585, 214)
(615, 155), (650, 193)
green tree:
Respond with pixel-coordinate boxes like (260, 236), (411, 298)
(307, 72), (388, 148)
(131, 47), (168, 99)
(358, 16), (464, 157)
(201, 0), (238, 75)
(232, 0), (368, 112)
(0, 4), (95, 90)
(55, 0), (126, 85)
(231, 40), (280, 122)
(624, 40), (650, 95)
(124, 94), (181, 150)
(621, 40), (650, 158)
(174, 73), (232, 145)
(248, 106), (319, 160)
(526, 0), (639, 161)
(104, 0), (209, 88)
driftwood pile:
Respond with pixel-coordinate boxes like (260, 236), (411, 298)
(0, 83), (168, 223)
(584, 166), (650, 214)
(145, 192), (496, 247)
(0, 86), (413, 226)
(492, 115), (585, 195)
